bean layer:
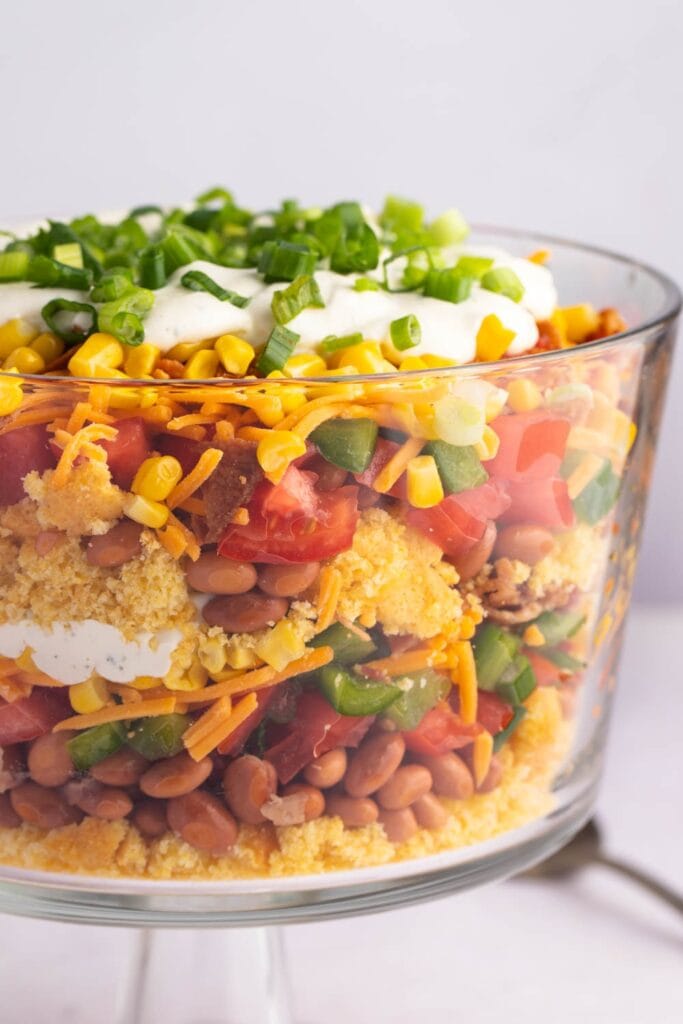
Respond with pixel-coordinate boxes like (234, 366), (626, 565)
(223, 755), (277, 824)
(203, 593), (288, 633)
(71, 783), (133, 820)
(186, 551), (257, 595)
(10, 783), (82, 829)
(91, 747), (149, 787)
(412, 792), (448, 830)
(86, 521), (143, 568)
(27, 732), (76, 788)
(132, 800), (169, 839)
(494, 524), (555, 565)
(281, 783), (325, 821)
(414, 752), (474, 799)
(140, 752), (212, 799)
(452, 521), (497, 581)
(167, 791), (238, 855)
(257, 562), (320, 598)
(344, 733), (406, 798)
(325, 793), (379, 827)
(0, 793), (21, 828)
(378, 807), (419, 843)
(377, 765), (432, 811)
(303, 748), (347, 789)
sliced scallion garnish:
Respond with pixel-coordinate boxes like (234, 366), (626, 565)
(0, 250), (30, 282)
(271, 274), (325, 324)
(52, 243), (83, 269)
(27, 255), (91, 290)
(258, 241), (317, 283)
(426, 209), (469, 246)
(41, 299), (97, 345)
(353, 277), (380, 292)
(139, 246), (167, 290)
(380, 196), (424, 235)
(390, 314), (421, 351)
(481, 267), (525, 302)
(454, 255), (494, 279)
(90, 269), (135, 303)
(423, 268), (474, 304)
(98, 288), (154, 347)
(319, 332), (363, 354)
(255, 324), (299, 375)
(180, 269), (249, 308)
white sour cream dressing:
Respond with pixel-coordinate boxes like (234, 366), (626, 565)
(0, 619), (182, 686)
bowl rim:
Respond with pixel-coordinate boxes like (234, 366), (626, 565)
(1, 223), (680, 388)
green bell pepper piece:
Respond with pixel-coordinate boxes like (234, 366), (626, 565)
(424, 440), (488, 494)
(310, 417), (378, 473)
(493, 706), (527, 751)
(67, 722), (126, 772)
(318, 664), (401, 717)
(128, 713), (190, 761)
(539, 647), (585, 673)
(310, 622), (378, 664)
(473, 623), (520, 690)
(532, 610), (585, 647)
(573, 460), (620, 525)
(495, 655), (537, 706)
(383, 669), (451, 730)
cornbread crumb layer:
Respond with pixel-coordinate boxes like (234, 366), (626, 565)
(0, 688), (567, 880)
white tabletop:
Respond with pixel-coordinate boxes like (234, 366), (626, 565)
(0, 607), (681, 1024)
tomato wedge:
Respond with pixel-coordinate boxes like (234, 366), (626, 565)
(0, 424), (56, 507)
(220, 480), (359, 564)
(402, 702), (482, 756)
(264, 691), (373, 783)
(474, 691), (514, 734)
(217, 687), (277, 756)
(100, 417), (152, 489)
(407, 480), (510, 558)
(501, 478), (575, 530)
(0, 689), (69, 745)
(487, 412), (570, 481)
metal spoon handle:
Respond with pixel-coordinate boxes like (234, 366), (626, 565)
(595, 853), (683, 917)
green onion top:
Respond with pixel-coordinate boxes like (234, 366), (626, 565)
(181, 269), (249, 308)
(271, 274), (325, 324)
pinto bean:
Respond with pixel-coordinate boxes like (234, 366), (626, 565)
(185, 552), (257, 595)
(325, 793), (379, 827)
(494, 524), (555, 565)
(451, 521), (497, 581)
(413, 752), (474, 799)
(412, 792), (448, 830)
(10, 782), (83, 829)
(477, 755), (504, 793)
(35, 530), (64, 556)
(74, 783), (133, 820)
(140, 753), (212, 799)
(91, 747), (148, 787)
(132, 799), (169, 839)
(27, 732), (76, 788)
(203, 593), (289, 633)
(257, 562), (320, 598)
(167, 791), (238, 855)
(282, 783), (325, 821)
(0, 745), (25, 793)
(0, 793), (21, 828)
(378, 807), (418, 843)
(377, 765), (432, 810)
(85, 520), (143, 568)
(344, 733), (406, 798)
(223, 755), (278, 824)
(303, 748), (347, 789)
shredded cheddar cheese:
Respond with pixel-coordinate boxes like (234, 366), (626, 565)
(166, 448), (224, 510)
(186, 692), (258, 761)
(54, 696), (177, 732)
(316, 567), (343, 632)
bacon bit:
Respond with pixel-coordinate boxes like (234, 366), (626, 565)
(203, 439), (262, 542)
(587, 307), (627, 340)
(231, 506), (249, 525)
(156, 358), (185, 378)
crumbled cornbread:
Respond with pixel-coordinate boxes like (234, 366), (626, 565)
(330, 508), (463, 637)
(0, 499), (41, 539)
(0, 687), (567, 879)
(528, 524), (604, 598)
(24, 462), (126, 537)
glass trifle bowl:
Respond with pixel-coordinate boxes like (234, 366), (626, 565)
(0, 198), (678, 908)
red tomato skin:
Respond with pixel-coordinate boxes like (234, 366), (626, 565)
(354, 438), (407, 499)
(403, 703), (482, 756)
(217, 687), (277, 756)
(0, 690), (69, 745)
(157, 434), (207, 475)
(500, 478), (575, 530)
(100, 417), (152, 489)
(407, 480), (510, 558)
(488, 413), (570, 481)
(0, 425), (56, 507)
(474, 691), (514, 734)
(525, 650), (564, 687)
(260, 466), (318, 518)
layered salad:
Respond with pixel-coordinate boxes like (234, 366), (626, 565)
(0, 192), (632, 878)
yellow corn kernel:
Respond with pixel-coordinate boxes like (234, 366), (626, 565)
(475, 425), (501, 461)
(3, 347), (45, 374)
(266, 372), (308, 413)
(184, 349), (220, 379)
(251, 394), (284, 427)
(421, 354), (457, 368)
(124, 342), (161, 377)
(132, 455), (183, 501)
(198, 638), (228, 676)
(165, 657), (209, 692)
(283, 352), (327, 378)
(399, 355), (428, 371)
(225, 646), (263, 670)
(216, 334), (255, 375)
(0, 318), (39, 359)
(406, 455), (444, 508)
(128, 675), (161, 691)
(523, 624), (546, 647)
(122, 493), (169, 528)
(0, 378), (24, 415)
(507, 378), (542, 413)
(549, 309), (569, 347)
(68, 333), (124, 377)
(30, 332), (64, 363)
(338, 342), (395, 374)
(476, 315), (516, 361)
(254, 620), (307, 671)
(257, 429), (307, 484)
(167, 338), (214, 362)
(69, 676), (109, 715)
(561, 304), (599, 343)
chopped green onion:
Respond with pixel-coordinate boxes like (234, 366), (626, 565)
(181, 269), (249, 308)
(353, 277), (380, 292)
(0, 250), (30, 282)
(129, 205), (164, 219)
(255, 324), (299, 374)
(319, 332), (363, 354)
(381, 196), (424, 234)
(330, 224), (379, 274)
(423, 268), (474, 304)
(98, 288), (154, 347)
(161, 232), (201, 274)
(139, 245), (167, 290)
(390, 314), (421, 351)
(90, 268), (135, 303)
(530, 610), (585, 647)
(258, 241), (317, 283)
(426, 209), (469, 246)
(27, 255), (91, 290)
(41, 298), (97, 345)
(271, 274), (325, 324)
(38, 221), (103, 275)
(481, 267), (525, 302)
(196, 186), (234, 205)
(383, 246), (433, 292)
(493, 705), (527, 751)
(454, 255), (494, 279)
(52, 243), (83, 269)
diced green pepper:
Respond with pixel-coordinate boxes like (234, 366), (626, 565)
(127, 713), (190, 761)
(67, 722), (126, 772)
(318, 664), (401, 717)
(493, 705), (527, 751)
(473, 623), (520, 690)
(382, 669), (451, 730)
(539, 647), (585, 673)
(424, 440), (488, 494)
(310, 417), (378, 473)
(532, 610), (585, 647)
(574, 460), (620, 525)
(310, 622), (378, 664)
(495, 655), (537, 706)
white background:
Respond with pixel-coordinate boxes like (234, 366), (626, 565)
(1, 0), (682, 598)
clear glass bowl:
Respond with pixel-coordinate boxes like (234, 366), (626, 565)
(0, 228), (678, 925)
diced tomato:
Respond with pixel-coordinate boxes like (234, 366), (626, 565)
(264, 691), (373, 783)
(0, 690), (69, 745)
(354, 438), (407, 499)
(157, 434), (208, 475)
(260, 466), (318, 518)
(100, 417), (151, 489)
(487, 412), (570, 482)
(216, 687), (276, 756)
(0, 425), (56, 507)
(474, 691), (514, 734)
(407, 480), (510, 558)
(219, 483), (359, 564)
(403, 702), (482, 756)
(501, 477), (575, 530)
(525, 650), (564, 687)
